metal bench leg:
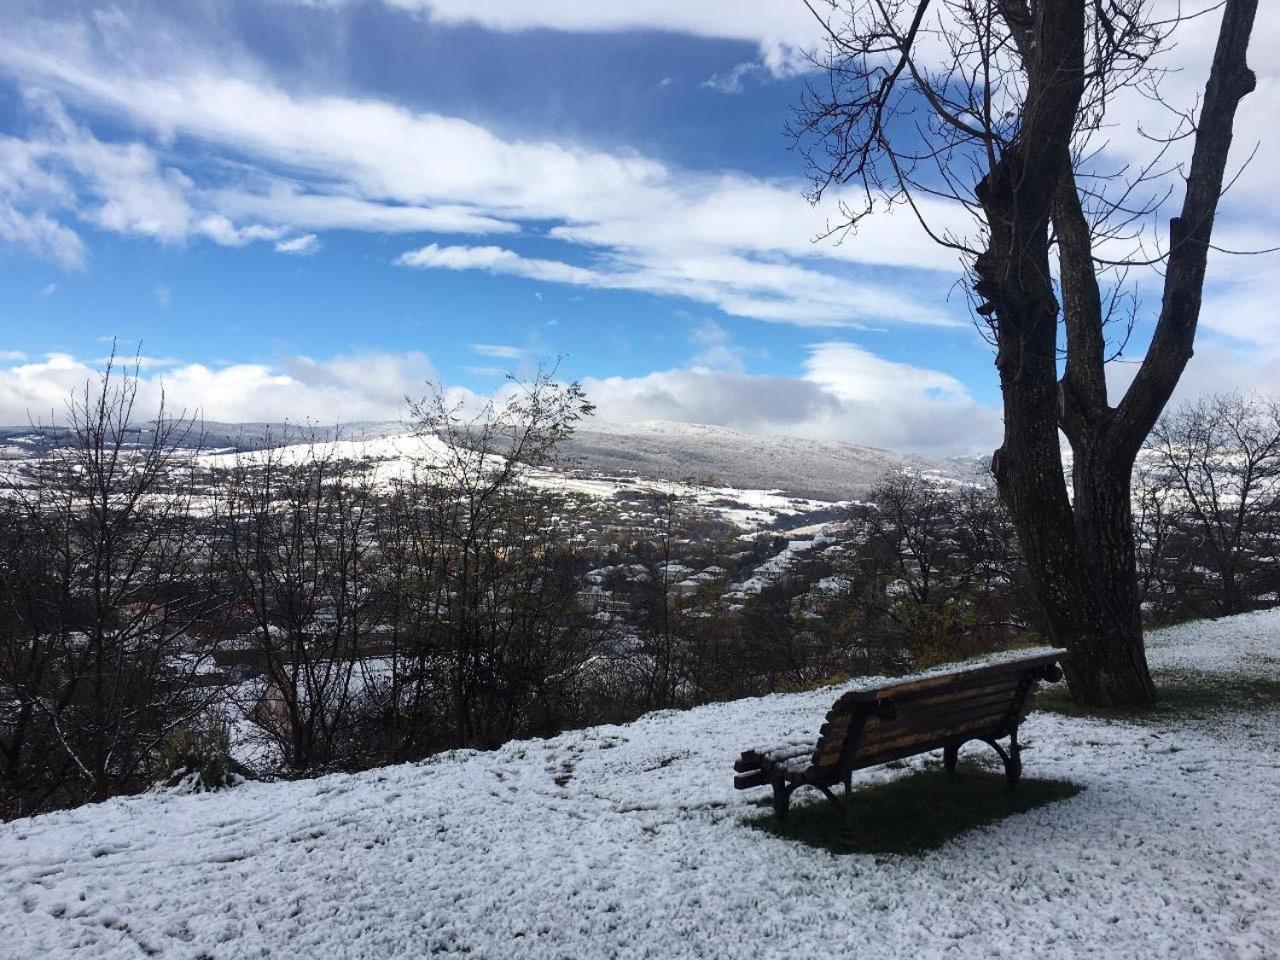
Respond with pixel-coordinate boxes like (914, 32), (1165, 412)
(771, 772), (791, 822)
(943, 743), (959, 777)
(1006, 726), (1023, 789)
(981, 730), (1022, 789)
(837, 774), (856, 849)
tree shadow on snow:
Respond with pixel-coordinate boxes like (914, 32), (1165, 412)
(1036, 671), (1280, 722)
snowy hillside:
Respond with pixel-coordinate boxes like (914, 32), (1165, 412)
(563, 419), (985, 500)
(193, 428), (859, 533)
(3, 417), (984, 502)
(3, 611), (1279, 959)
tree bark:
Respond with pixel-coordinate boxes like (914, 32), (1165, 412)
(978, 0), (1255, 707)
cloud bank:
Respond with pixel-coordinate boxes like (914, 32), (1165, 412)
(0, 343), (1002, 456)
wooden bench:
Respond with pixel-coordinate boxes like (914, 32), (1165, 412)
(733, 651), (1066, 843)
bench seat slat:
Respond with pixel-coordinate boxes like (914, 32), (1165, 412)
(857, 716), (1012, 758)
(858, 695), (1020, 739)
(830, 652), (1061, 708)
(890, 678), (1023, 709)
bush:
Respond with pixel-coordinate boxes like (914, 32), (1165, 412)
(151, 720), (241, 794)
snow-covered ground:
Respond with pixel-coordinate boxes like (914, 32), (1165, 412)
(1144, 606), (1280, 678)
(3, 612), (1279, 959)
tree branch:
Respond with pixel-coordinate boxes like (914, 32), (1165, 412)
(1112, 0), (1258, 457)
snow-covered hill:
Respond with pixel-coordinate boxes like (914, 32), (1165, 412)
(563, 419), (985, 500)
(3, 417), (986, 502)
(3, 610), (1279, 959)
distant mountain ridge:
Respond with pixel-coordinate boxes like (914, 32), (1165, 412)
(0, 418), (988, 501)
(561, 420), (987, 500)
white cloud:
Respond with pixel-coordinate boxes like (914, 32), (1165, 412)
(469, 343), (529, 360)
(0, 342), (997, 454)
(23, 90), (194, 243)
(688, 319), (751, 372)
(209, 182), (519, 237)
(195, 215), (286, 247)
(0, 126), (86, 267)
(0, 13), (959, 329)
(0, 350), (439, 425)
(0, 203), (84, 268)
(583, 341), (1001, 455)
(275, 233), (319, 255)
(154, 284), (171, 309)
(396, 244), (599, 285)
(703, 62), (763, 95)
(0, 92), (293, 261)
(396, 242), (955, 328)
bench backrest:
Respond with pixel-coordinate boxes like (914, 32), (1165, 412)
(810, 653), (1063, 773)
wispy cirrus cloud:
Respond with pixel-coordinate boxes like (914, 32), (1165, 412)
(395, 242), (956, 329)
(468, 343), (531, 360)
(275, 233), (319, 255)
(0, 7), (961, 330)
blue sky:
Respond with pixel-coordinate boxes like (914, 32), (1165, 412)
(0, 1), (1276, 454)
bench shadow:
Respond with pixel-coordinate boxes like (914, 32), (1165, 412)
(743, 760), (1080, 856)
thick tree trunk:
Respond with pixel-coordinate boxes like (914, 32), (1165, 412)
(989, 319), (1158, 708)
(976, 0), (1255, 708)
(1065, 443), (1158, 705)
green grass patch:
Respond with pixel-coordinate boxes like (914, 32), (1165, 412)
(743, 760), (1080, 856)
(1035, 672), (1280, 723)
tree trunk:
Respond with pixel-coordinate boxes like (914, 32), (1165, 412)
(976, 0), (1255, 709)
(993, 424), (1158, 706)
(988, 309), (1159, 707)
(1066, 443), (1159, 704)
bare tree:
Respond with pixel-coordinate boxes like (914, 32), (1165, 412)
(1, 356), (222, 814)
(1131, 455), (1186, 622)
(632, 489), (688, 709)
(217, 431), (376, 772)
(406, 368), (595, 748)
(1147, 392), (1280, 615)
(366, 476), (451, 762)
(851, 474), (1029, 661)
(793, 0), (1258, 705)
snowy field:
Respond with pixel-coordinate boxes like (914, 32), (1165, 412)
(3, 612), (1279, 959)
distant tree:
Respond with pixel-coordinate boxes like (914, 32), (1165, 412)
(631, 489), (688, 709)
(794, 0), (1259, 705)
(366, 476), (451, 762)
(1131, 455), (1186, 623)
(851, 474), (1027, 663)
(1147, 392), (1280, 616)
